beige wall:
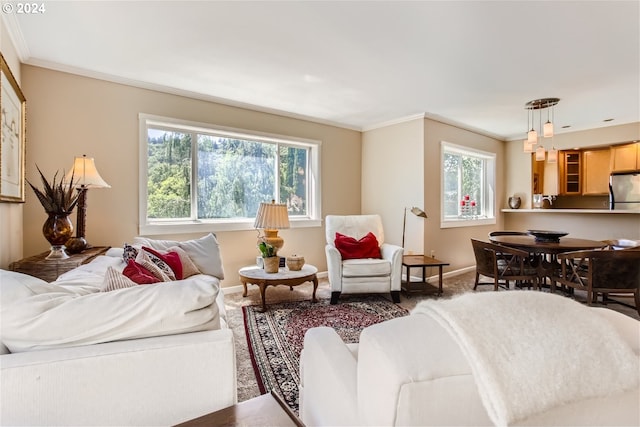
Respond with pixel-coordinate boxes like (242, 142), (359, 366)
(362, 118), (424, 253)
(362, 117), (505, 273)
(0, 23), (24, 269)
(19, 65), (361, 286)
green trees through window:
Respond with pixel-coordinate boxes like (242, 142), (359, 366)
(146, 125), (309, 222)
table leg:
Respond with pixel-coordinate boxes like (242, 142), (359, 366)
(311, 276), (318, 303)
(438, 266), (443, 295)
(259, 284), (267, 312)
(241, 280), (248, 297)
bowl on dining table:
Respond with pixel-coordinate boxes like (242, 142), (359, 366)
(527, 230), (569, 243)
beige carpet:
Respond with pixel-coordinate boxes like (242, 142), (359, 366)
(223, 271), (639, 403)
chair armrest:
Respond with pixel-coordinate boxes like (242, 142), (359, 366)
(1, 329), (236, 426)
(300, 327), (359, 426)
(380, 243), (404, 291)
(325, 245), (343, 292)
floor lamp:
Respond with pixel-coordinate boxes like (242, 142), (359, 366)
(64, 155), (110, 253)
(402, 206), (428, 249)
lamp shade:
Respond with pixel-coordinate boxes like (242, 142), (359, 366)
(65, 155), (110, 188)
(254, 201), (290, 230)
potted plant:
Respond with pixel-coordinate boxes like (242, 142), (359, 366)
(258, 240), (279, 273)
(27, 166), (80, 259)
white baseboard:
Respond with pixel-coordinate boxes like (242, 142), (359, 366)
(222, 268), (472, 295)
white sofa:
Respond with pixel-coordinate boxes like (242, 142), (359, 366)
(300, 292), (640, 426)
(1, 235), (236, 426)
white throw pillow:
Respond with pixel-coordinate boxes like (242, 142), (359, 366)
(133, 233), (224, 279)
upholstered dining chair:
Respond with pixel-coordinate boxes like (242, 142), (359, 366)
(471, 239), (538, 291)
(554, 249), (640, 315)
(325, 215), (403, 304)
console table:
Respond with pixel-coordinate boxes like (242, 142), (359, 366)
(9, 246), (110, 282)
(401, 255), (449, 296)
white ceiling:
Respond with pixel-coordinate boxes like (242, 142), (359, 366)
(3, 1), (639, 140)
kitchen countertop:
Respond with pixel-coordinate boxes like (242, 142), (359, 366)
(502, 209), (640, 214)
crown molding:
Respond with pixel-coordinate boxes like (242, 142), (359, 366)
(1, 13), (30, 62)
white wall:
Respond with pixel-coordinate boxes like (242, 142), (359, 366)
(0, 20), (24, 268)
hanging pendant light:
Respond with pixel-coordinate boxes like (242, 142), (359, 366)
(543, 105), (554, 138)
(523, 98), (559, 154)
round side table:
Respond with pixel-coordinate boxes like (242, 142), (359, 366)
(239, 264), (318, 312)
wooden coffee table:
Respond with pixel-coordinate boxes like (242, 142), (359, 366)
(239, 264), (318, 311)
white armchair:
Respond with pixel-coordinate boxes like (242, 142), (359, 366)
(325, 214), (403, 304)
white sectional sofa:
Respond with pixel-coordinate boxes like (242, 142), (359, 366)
(1, 234), (236, 426)
(300, 291), (640, 426)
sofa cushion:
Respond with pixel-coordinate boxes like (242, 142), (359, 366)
(143, 246), (183, 280)
(168, 246), (201, 278)
(135, 250), (174, 281)
(334, 232), (381, 260)
(133, 233), (224, 279)
(342, 258), (390, 277)
(1, 273), (221, 353)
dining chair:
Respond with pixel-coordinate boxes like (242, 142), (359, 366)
(554, 249), (640, 315)
(470, 239), (538, 291)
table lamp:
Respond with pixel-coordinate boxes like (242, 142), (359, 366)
(402, 206), (428, 249)
(254, 200), (290, 254)
(64, 154), (110, 253)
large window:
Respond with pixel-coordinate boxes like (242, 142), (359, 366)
(441, 141), (496, 227)
(139, 114), (321, 234)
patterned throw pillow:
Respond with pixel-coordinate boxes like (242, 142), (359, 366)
(135, 250), (173, 282)
(142, 246), (183, 280)
(168, 246), (201, 278)
(101, 266), (138, 292)
(122, 243), (139, 263)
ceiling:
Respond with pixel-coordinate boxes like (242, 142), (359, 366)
(3, 1), (639, 140)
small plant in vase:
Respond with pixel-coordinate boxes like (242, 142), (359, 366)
(27, 166), (80, 259)
(258, 240), (279, 273)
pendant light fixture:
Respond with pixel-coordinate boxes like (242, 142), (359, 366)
(523, 98), (560, 158)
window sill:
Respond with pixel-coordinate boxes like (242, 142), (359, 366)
(139, 218), (322, 236)
(440, 217), (496, 229)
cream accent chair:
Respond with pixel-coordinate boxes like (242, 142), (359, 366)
(325, 214), (403, 304)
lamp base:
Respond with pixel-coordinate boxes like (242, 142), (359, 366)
(65, 237), (88, 254)
(262, 229), (284, 253)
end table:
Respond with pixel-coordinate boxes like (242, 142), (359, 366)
(401, 255), (450, 296)
(9, 246), (111, 282)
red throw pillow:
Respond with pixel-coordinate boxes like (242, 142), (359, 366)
(122, 260), (161, 284)
(334, 232), (381, 260)
(142, 246), (184, 280)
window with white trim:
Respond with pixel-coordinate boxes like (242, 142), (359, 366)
(139, 114), (321, 235)
(441, 141), (496, 227)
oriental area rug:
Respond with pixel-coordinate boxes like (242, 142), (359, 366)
(242, 296), (408, 414)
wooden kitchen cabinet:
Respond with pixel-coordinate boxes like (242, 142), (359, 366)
(610, 142), (640, 172)
(582, 148), (611, 195)
(559, 150), (581, 195)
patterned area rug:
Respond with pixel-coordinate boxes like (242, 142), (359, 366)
(242, 295), (408, 414)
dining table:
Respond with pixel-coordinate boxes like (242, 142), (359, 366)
(488, 234), (607, 289)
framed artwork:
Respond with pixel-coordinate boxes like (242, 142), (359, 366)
(1, 52), (26, 203)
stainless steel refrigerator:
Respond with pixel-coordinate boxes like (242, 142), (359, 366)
(610, 171), (640, 210)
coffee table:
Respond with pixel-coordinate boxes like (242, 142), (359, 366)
(239, 264), (318, 311)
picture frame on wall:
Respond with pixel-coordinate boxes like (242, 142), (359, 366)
(1, 52), (27, 203)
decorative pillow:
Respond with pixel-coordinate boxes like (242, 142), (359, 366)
(133, 233), (224, 279)
(334, 232), (381, 260)
(142, 246), (183, 280)
(122, 243), (139, 263)
(122, 260), (161, 285)
(101, 267), (138, 292)
(135, 250), (173, 282)
(168, 246), (201, 278)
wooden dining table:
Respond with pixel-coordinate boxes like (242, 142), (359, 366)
(488, 235), (607, 289)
